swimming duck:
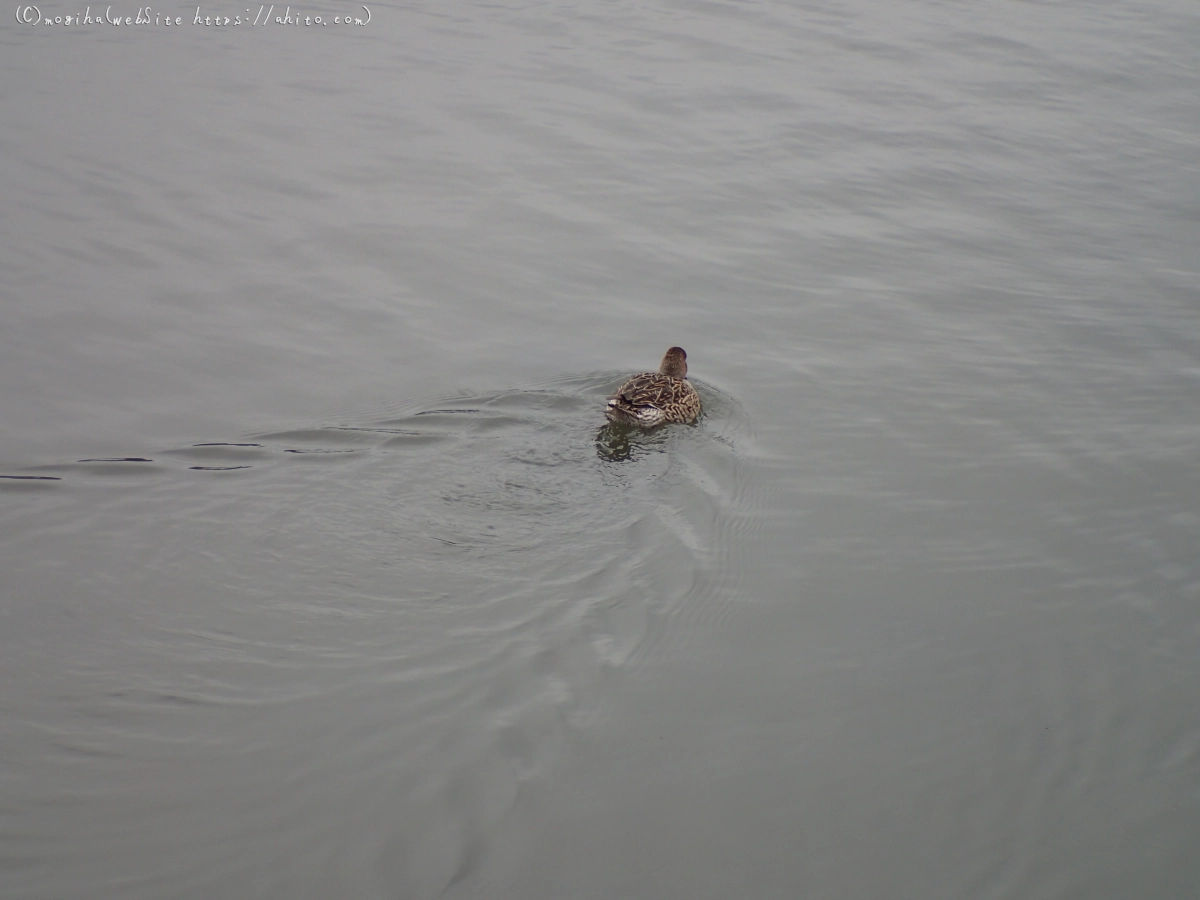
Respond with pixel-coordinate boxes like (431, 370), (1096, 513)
(605, 347), (701, 427)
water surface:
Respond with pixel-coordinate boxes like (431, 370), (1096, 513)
(2, 1), (1199, 898)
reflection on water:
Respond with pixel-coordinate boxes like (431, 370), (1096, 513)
(594, 421), (639, 462)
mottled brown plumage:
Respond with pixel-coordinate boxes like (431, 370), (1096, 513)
(605, 347), (701, 427)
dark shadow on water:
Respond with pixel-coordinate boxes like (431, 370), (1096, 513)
(595, 421), (682, 462)
(595, 422), (636, 461)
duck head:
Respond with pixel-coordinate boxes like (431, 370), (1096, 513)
(659, 347), (688, 379)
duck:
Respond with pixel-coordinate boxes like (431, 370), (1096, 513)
(605, 347), (702, 427)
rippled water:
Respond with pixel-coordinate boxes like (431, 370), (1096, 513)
(3, 0), (1200, 897)
(2, 374), (760, 898)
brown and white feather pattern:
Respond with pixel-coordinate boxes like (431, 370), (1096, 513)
(605, 347), (701, 427)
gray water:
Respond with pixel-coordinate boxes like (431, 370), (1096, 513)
(3, 1), (1199, 897)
